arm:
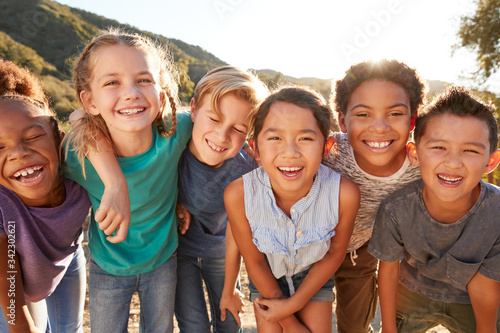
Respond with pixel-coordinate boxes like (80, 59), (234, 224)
(224, 179), (308, 331)
(467, 271), (500, 333)
(255, 177), (359, 321)
(220, 224), (245, 325)
(378, 260), (400, 333)
(0, 235), (40, 333)
(69, 109), (130, 243)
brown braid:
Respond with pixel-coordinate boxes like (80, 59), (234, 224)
(156, 89), (177, 137)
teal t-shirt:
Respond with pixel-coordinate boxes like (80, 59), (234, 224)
(65, 110), (192, 275)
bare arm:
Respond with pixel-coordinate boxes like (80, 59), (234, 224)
(220, 224), (245, 325)
(467, 271), (500, 333)
(378, 260), (400, 333)
(224, 179), (308, 331)
(0, 235), (40, 333)
(255, 177), (359, 321)
(69, 109), (130, 243)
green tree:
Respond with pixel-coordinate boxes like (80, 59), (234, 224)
(456, 0), (500, 81)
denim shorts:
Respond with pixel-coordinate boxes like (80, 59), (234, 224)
(248, 269), (334, 302)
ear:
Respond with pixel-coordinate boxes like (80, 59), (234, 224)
(323, 136), (335, 159)
(410, 115), (416, 131)
(484, 149), (500, 174)
(406, 142), (419, 166)
(338, 112), (348, 133)
(190, 98), (196, 122)
(80, 90), (100, 116)
(249, 138), (260, 161)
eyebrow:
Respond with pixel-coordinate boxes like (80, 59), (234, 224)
(97, 71), (153, 81)
(425, 138), (487, 150)
(263, 128), (319, 135)
(349, 103), (409, 112)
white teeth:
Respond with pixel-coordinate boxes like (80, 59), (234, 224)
(366, 141), (391, 148)
(118, 108), (144, 115)
(207, 141), (225, 152)
(278, 166), (302, 172)
(13, 166), (42, 178)
(438, 175), (462, 183)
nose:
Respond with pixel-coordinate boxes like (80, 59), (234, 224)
(215, 126), (231, 143)
(443, 152), (463, 169)
(369, 116), (390, 134)
(8, 145), (31, 161)
(123, 83), (141, 101)
(282, 141), (300, 158)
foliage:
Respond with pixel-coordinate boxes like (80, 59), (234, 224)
(0, 0), (228, 117)
(456, 0), (500, 81)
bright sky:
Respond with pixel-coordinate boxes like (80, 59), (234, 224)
(55, 0), (499, 93)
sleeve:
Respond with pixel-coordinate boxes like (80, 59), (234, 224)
(174, 109), (193, 147)
(63, 144), (88, 186)
(368, 201), (405, 262)
(478, 235), (500, 282)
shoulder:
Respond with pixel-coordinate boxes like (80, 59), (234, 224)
(383, 178), (422, 204)
(175, 108), (193, 135)
(224, 178), (245, 219)
(225, 178), (244, 202)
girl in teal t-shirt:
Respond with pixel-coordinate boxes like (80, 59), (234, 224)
(64, 29), (191, 332)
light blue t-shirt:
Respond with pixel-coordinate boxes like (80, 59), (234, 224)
(243, 164), (341, 295)
(65, 111), (192, 275)
(177, 147), (255, 258)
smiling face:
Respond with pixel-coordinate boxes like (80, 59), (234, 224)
(339, 80), (413, 176)
(409, 114), (500, 218)
(255, 102), (326, 201)
(80, 44), (162, 153)
(0, 102), (61, 207)
(189, 93), (253, 168)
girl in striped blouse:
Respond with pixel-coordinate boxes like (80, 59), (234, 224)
(224, 86), (360, 332)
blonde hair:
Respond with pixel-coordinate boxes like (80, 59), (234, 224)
(66, 28), (180, 165)
(192, 66), (268, 136)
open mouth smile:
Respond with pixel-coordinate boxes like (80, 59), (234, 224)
(278, 166), (303, 177)
(11, 165), (44, 183)
(437, 174), (463, 185)
(364, 140), (393, 149)
(118, 107), (145, 115)
(207, 139), (227, 152)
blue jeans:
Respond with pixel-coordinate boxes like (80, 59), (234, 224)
(0, 245), (86, 333)
(89, 253), (177, 333)
(175, 253), (241, 333)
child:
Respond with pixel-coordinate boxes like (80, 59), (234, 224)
(369, 86), (500, 333)
(63, 29), (192, 332)
(225, 86), (360, 332)
(0, 60), (91, 332)
(175, 66), (268, 333)
(323, 59), (426, 333)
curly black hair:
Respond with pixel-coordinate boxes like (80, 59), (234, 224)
(332, 59), (427, 120)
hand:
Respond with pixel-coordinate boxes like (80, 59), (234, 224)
(253, 297), (295, 323)
(95, 184), (130, 243)
(176, 202), (191, 234)
(220, 288), (245, 325)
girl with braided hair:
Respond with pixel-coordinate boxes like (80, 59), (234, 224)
(64, 29), (192, 332)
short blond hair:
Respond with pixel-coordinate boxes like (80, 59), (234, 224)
(192, 66), (268, 135)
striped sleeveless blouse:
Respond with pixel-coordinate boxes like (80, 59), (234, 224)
(243, 164), (341, 295)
